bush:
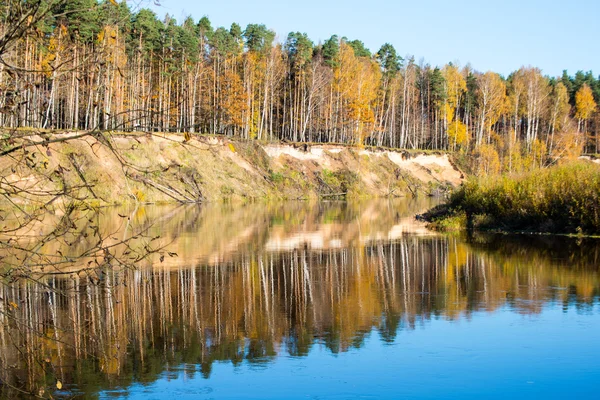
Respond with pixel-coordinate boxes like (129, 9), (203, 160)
(269, 171), (284, 183)
(432, 161), (600, 234)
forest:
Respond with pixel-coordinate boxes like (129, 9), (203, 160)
(0, 0), (599, 174)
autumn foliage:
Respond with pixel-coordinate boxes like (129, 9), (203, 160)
(429, 161), (600, 234)
(0, 1), (599, 174)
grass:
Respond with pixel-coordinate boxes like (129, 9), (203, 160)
(319, 168), (359, 196)
(424, 160), (600, 235)
(268, 171), (285, 183)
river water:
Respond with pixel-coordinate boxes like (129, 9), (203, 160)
(1, 199), (599, 399)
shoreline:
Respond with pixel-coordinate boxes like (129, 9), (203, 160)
(421, 160), (600, 237)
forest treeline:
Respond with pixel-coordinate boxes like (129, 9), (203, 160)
(1, 0), (599, 173)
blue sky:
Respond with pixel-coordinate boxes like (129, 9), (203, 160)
(147, 0), (599, 77)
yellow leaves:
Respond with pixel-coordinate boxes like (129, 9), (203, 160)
(41, 55), (55, 77)
(552, 131), (584, 163)
(442, 66), (467, 149)
(475, 143), (501, 176)
(41, 24), (70, 77)
(503, 137), (524, 174)
(245, 50), (260, 66)
(478, 71), (507, 129)
(133, 189), (146, 203)
(512, 67), (550, 129)
(220, 70), (248, 129)
(448, 120), (468, 148)
(443, 103), (454, 123)
(442, 64), (466, 113)
(134, 206), (146, 222)
(228, 143), (236, 153)
(56, 381), (62, 390)
(522, 139), (547, 170)
(551, 82), (570, 132)
(98, 25), (119, 49)
(183, 132), (191, 142)
(109, 0), (118, 5)
(8, 301), (18, 309)
(97, 25), (128, 73)
(335, 43), (381, 144)
(249, 109), (259, 139)
(575, 84), (597, 121)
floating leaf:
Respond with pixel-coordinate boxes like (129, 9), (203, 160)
(56, 380), (62, 390)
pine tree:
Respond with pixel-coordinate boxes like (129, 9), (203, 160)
(322, 35), (340, 68)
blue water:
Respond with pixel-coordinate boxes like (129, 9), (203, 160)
(102, 303), (600, 399)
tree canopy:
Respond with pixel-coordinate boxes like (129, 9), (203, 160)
(0, 1), (598, 166)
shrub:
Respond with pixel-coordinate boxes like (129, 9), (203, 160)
(269, 171), (284, 183)
(434, 161), (600, 234)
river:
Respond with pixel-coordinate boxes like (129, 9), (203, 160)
(1, 198), (599, 399)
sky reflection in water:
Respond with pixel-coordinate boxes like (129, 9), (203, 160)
(120, 305), (600, 400)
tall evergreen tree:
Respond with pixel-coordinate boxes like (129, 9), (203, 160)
(321, 35), (340, 68)
(284, 32), (313, 70)
(346, 39), (370, 58)
(58, 0), (102, 43)
(243, 23), (275, 53)
(376, 43), (402, 76)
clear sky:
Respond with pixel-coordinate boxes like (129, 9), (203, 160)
(147, 0), (599, 77)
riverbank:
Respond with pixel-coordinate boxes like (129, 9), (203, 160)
(0, 131), (464, 206)
(423, 160), (600, 235)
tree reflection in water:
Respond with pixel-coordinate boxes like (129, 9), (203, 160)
(1, 200), (599, 398)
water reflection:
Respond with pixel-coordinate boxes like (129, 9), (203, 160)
(1, 199), (599, 398)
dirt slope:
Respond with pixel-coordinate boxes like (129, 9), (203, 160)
(1, 132), (464, 205)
